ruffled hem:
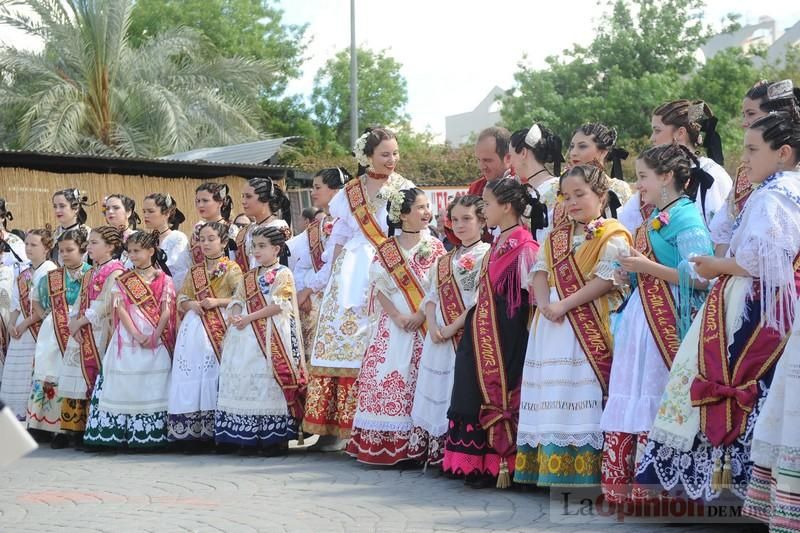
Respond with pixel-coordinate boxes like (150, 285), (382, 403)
(517, 431), (604, 450)
(346, 426), (427, 466)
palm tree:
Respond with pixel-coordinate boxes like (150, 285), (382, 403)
(0, 0), (276, 157)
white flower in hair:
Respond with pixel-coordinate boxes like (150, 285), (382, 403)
(387, 189), (406, 224)
(353, 131), (372, 168)
(525, 124), (542, 147)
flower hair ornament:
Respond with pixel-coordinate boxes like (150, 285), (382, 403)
(525, 123), (542, 147)
(164, 194), (173, 208)
(353, 131), (372, 168)
(387, 189), (407, 224)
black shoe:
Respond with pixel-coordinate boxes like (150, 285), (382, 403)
(50, 433), (70, 449)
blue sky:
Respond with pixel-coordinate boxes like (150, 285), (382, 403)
(280, 0), (800, 138)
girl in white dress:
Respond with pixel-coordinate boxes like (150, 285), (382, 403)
(167, 222), (242, 449)
(143, 193), (191, 291)
(234, 177), (292, 270)
(216, 226), (306, 456)
(28, 229), (90, 448)
(346, 188), (446, 465)
(410, 195), (490, 465)
(1, 229), (56, 422)
(84, 230), (176, 449)
(60, 227), (126, 447)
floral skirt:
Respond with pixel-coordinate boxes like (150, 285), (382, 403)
(214, 411), (297, 447)
(302, 372), (357, 439)
(60, 398), (88, 432)
(346, 426), (429, 466)
(84, 376), (168, 448)
(514, 443), (602, 487)
(168, 411), (215, 441)
(601, 431), (650, 503)
(26, 380), (62, 433)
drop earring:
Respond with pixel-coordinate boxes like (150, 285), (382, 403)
(661, 184), (668, 204)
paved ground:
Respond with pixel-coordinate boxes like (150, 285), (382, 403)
(1, 439), (768, 533)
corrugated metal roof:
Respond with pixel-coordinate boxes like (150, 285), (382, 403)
(162, 137), (298, 165)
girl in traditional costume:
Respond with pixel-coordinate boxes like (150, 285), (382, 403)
(102, 194), (140, 261)
(60, 226), (126, 447)
(215, 226), (306, 456)
(142, 193), (191, 292)
(308, 128), (414, 450)
(1, 229), (56, 422)
(234, 177), (292, 270)
(599, 143), (714, 503)
(558, 123), (633, 228)
(635, 110), (800, 502)
(288, 168), (349, 365)
(84, 231), (176, 449)
(710, 80), (800, 257)
(508, 123), (564, 242)
(190, 183), (238, 265)
(167, 222), (242, 447)
(515, 165), (632, 488)
(50, 189), (92, 264)
(443, 178), (539, 489)
(28, 229), (90, 448)
(346, 188), (446, 465)
(410, 195), (490, 466)
(620, 99), (732, 233)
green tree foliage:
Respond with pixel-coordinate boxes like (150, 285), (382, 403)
(312, 47), (408, 147)
(129, 0), (306, 96)
(0, 0), (275, 157)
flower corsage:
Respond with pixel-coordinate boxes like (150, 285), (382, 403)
(585, 218), (606, 240)
(210, 261), (228, 280)
(651, 211), (670, 231)
(456, 252), (477, 275)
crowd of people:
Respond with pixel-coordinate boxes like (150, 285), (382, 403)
(1, 78), (800, 530)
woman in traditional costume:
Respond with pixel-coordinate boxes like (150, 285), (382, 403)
(1, 229), (56, 423)
(508, 123), (564, 242)
(234, 177), (292, 270)
(84, 231), (176, 449)
(190, 183), (238, 265)
(50, 189), (92, 264)
(444, 178), (539, 489)
(142, 193), (191, 292)
(635, 110), (800, 502)
(0, 198), (26, 267)
(167, 222), (242, 448)
(410, 195), (490, 466)
(346, 188), (446, 465)
(102, 194), (139, 265)
(709, 79), (800, 257)
(599, 143), (713, 503)
(59, 226), (126, 448)
(515, 165), (632, 488)
(215, 226), (306, 456)
(307, 128), (414, 451)
(619, 99), (732, 234)
(558, 123), (633, 228)
(28, 229), (90, 448)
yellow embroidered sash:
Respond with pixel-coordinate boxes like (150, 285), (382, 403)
(307, 220), (325, 272)
(375, 237), (428, 336)
(189, 264), (227, 362)
(345, 178), (387, 248)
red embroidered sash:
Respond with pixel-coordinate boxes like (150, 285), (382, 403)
(244, 269), (306, 421)
(17, 267), (41, 340)
(690, 253), (800, 446)
(190, 241), (204, 265)
(548, 224), (614, 398)
(437, 250), (466, 350)
(552, 200), (568, 228)
(189, 264), (227, 362)
(375, 238), (428, 336)
(733, 167), (754, 216)
(640, 195), (656, 221)
(78, 269), (102, 397)
(117, 271), (175, 356)
(634, 224), (680, 369)
(307, 221), (325, 272)
(472, 254), (517, 460)
(234, 223), (250, 271)
(47, 269), (72, 355)
(345, 178), (387, 248)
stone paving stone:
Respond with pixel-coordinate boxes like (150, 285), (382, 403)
(0, 447), (769, 532)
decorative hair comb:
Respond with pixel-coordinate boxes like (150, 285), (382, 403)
(768, 79), (794, 101)
(688, 102), (705, 124)
(525, 123), (542, 147)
